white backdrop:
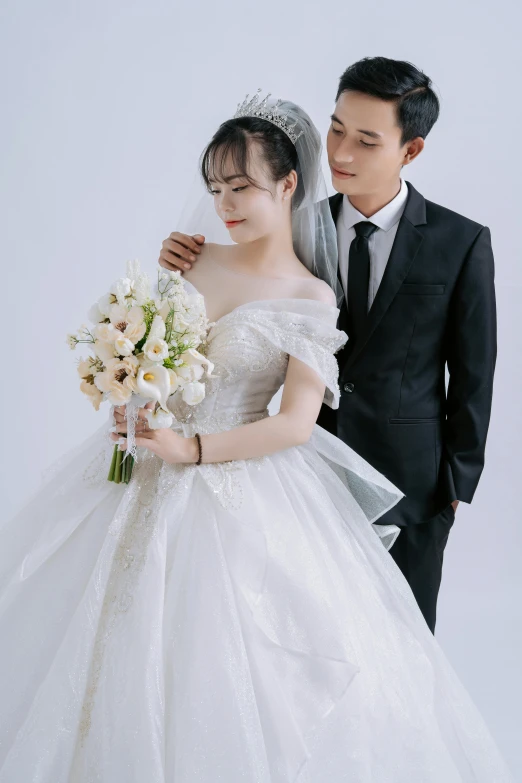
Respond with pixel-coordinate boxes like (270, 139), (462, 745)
(1, 0), (520, 775)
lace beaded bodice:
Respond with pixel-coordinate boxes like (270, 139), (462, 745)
(167, 287), (347, 436)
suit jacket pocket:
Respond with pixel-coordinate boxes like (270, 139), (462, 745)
(398, 284), (445, 295)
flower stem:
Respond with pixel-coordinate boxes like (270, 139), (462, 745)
(114, 449), (123, 483)
(108, 444), (118, 481)
(108, 445), (134, 484)
(123, 454), (134, 483)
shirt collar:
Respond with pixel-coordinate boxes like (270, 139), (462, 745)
(341, 179), (409, 233)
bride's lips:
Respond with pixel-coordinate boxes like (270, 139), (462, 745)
(225, 219), (246, 228)
(331, 166), (355, 179)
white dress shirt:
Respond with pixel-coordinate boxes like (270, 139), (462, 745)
(337, 179), (409, 310)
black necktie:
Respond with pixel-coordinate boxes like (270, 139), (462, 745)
(347, 221), (378, 343)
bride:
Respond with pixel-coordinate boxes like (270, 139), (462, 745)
(0, 95), (513, 782)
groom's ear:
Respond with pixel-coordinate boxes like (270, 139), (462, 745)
(402, 137), (425, 166)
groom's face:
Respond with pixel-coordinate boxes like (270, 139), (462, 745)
(326, 91), (409, 197)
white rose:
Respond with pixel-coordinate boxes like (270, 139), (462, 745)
(145, 407), (174, 429)
(114, 335), (135, 357)
(181, 381), (205, 406)
(143, 337), (169, 363)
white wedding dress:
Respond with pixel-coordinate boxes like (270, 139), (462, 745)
(0, 286), (513, 782)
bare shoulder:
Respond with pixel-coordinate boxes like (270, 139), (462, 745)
(196, 241), (215, 264)
(296, 277), (338, 307)
(183, 242), (216, 285)
(200, 242), (230, 262)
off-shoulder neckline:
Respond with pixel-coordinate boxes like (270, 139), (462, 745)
(182, 278), (339, 328)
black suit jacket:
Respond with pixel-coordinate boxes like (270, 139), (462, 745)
(317, 182), (497, 527)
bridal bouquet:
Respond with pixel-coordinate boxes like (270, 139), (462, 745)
(67, 261), (212, 483)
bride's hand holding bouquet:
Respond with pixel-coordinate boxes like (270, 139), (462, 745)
(109, 404), (200, 465)
(67, 261), (212, 483)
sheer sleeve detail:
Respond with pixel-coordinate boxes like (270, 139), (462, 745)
(216, 299), (348, 409)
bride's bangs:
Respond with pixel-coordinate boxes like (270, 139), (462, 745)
(200, 127), (263, 191)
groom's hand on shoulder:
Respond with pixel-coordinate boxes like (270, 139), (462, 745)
(158, 232), (206, 273)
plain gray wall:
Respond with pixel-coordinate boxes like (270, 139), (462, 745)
(1, 0), (520, 775)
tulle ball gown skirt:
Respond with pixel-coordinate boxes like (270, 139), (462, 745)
(0, 424), (513, 782)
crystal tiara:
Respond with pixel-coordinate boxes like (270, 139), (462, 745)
(233, 89), (303, 146)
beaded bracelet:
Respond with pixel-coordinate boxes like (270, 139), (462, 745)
(194, 433), (203, 466)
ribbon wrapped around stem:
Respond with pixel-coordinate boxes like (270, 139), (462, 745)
(107, 393), (149, 484)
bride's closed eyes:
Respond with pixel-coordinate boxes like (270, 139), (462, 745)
(210, 185), (249, 195)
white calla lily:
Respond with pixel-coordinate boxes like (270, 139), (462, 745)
(176, 363), (203, 383)
(178, 348), (214, 382)
(167, 368), (180, 393)
(136, 364), (171, 410)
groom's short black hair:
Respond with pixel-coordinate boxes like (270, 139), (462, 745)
(336, 57), (440, 144)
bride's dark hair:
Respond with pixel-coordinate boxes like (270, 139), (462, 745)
(200, 117), (301, 202)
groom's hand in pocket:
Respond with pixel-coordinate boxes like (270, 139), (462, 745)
(158, 232), (205, 273)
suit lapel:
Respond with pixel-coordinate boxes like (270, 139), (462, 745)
(342, 182), (427, 370)
(329, 192), (343, 225)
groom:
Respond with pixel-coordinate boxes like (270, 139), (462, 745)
(158, 57), (497, 633)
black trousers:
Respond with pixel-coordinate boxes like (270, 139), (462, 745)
(388, 505), (455, 634)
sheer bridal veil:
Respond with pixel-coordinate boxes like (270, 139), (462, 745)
(176, 94), (343, 306)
